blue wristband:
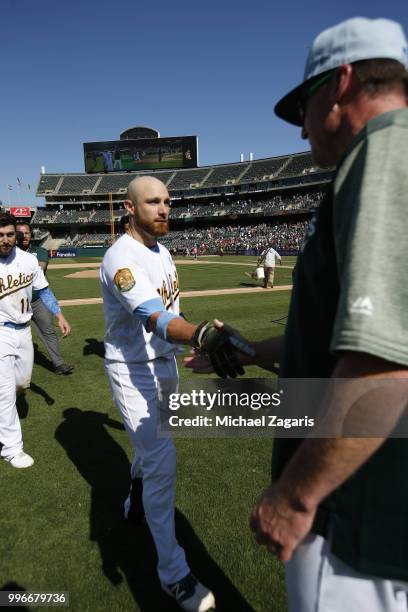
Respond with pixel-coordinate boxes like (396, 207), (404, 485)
(134, 298), (166, 329)
(37, 286), (61, 315)
(156, 311), (181, 342)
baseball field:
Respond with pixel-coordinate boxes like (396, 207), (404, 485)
(1, 255), (295, 612)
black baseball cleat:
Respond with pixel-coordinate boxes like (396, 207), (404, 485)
(162, 573), (216, 611)
(124, 477), (146, 525)
(55, 364), (74, 375)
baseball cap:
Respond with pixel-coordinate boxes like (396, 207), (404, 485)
(274, 17), (408, 126)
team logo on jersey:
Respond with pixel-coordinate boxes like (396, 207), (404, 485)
(0, 272), (34, 300)
(114, 268), (135, 292)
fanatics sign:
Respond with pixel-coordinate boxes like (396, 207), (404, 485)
(10, 207), (31, 217)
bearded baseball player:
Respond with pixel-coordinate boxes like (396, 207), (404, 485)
(0, 213), (71, 469)
(100, 176), (254, 611)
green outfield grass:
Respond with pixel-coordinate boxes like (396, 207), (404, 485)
(47, 256), (294, 301)
(0, 260), (292, 611)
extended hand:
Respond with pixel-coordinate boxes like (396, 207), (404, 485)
(193, 319), (255, 378)
(249, 481), (316, 562)
(57, 313), (71, 337)
(183, 349), (214, 373)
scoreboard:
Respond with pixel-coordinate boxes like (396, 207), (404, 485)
(84, 136), (198, 173)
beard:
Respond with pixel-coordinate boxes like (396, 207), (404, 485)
(0, 244), (14, 258)
(134, 212), (169, 237)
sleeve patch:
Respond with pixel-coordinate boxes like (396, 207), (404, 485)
(114, 268), (135, 292)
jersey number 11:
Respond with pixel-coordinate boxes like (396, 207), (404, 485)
(21, 298), (29, 313)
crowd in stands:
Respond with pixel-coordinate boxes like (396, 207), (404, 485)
(73, 233), (117, 247)
(62, 221), (307, 253)
(32, 207), (127, 224)
(33, 191), (322, 227)
(170, 191), (323, 219)
(160, 222), (308, 255)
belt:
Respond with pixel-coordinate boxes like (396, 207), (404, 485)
(311, 506), (331, 538)
(1, 321), (30, 329)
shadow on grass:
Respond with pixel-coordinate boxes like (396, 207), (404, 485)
(83, 338), (105, 359)
(33, 343), (55, 373)
(55, 408), (253, 611)
(17, 383), (55, 420)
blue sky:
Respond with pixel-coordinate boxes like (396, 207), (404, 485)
(1, 0), (406, 206)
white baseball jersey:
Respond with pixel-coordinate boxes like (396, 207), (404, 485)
(100, 234), (180, 363)
(264, 247), (281, 267)
(0, 247), (48, 324)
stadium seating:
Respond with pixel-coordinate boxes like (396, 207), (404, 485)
(94, 174), (133, 193)
(203, 164), (248, 186)
(91, 209), (120, 222)
(168, 192), (323, 219)
(160, 221), (308, 254)
(240, 158), (287, 183)
(36, 175), (61, 195)
(167, 169), (211, 190)
(33, 149), (332, 256)
(31, 209), (58, 223)
(281, 153), (319, 177)
(58, 176), (99, 194)
(74, 233), (117, 246)
(52, 209), (92, 223)
(94, 171), (174, 194)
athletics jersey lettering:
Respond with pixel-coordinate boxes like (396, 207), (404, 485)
(157, 271), (180, 309)
(0, 247), (48, 324)
(0, 272), (34, 299)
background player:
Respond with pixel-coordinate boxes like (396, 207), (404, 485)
(0, 213), (71, 469)
(100, 175), (254, 611)
(258, 243), (282, 288)
(16, 222), (73, 375)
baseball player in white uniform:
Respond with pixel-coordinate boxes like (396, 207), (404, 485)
(100, 176), (218, 612)
(101, 177), (255, 610)
(0, 213), (71, 469)
(259, 244), (282, 288)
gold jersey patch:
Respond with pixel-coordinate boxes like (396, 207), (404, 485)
(114, 268), (135, 292)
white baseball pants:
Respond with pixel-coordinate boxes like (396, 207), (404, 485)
(0, 326), (33, 458)
(286, 531), (408, 611)
(105, 356), (189, 585)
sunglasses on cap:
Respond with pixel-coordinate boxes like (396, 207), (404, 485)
(297, 70), (336, 123)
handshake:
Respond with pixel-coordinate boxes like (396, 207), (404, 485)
(186, 319), (256, 379)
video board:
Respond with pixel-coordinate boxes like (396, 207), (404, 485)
(84, 136), (198, 173)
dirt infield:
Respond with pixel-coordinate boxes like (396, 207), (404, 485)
(49, 260), (294, 271)
(64, 261), (294, 279)
(59, 284), (293, 307)
(53, 259), (293, 305)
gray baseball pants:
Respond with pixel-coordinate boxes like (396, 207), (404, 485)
(31, 299), (64, 368)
